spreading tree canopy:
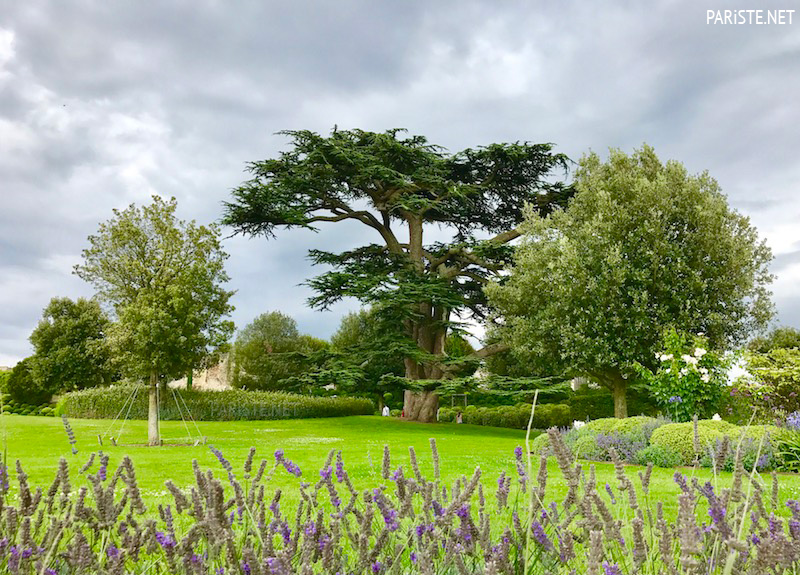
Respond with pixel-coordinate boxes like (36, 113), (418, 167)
(223, 128), (571, 421)
(487, 145), (774, 417)
(75, 196), (234, 444)
(229, 311), (328, 391)
(28, 297), (115, 401)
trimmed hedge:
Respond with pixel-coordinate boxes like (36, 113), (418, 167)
(0, 393), (54, 417)
(439, 403), (572, 430)
(58, 386), (375, 421)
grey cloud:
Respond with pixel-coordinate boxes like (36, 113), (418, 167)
(2, 0), (799, 365)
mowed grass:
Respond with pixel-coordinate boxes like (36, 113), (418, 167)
(4, 414), (800, 520)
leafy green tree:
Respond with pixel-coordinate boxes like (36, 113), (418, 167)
(749, 326), (800, 353)
(222, 128), (571, 422)
(229, 311), (328, 391)
(74, 196), (234, 445)
(27, 297), (114, 400)
(487, 145), (774, 418)
(6, 358), (47, 405)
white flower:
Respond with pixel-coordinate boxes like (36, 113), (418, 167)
(572, 420), (586, 429)
(664, 368), (671, 373)
(694, 347), (707, 358)
(712, 413), (721, 421)
(699, 367), (709, 375)
(701, 374), (710, 383)
(697, 332), (705, 336)
(660, 353), (673, 362)
(682, 354), (698, 365)
(680, 368), (688, 377)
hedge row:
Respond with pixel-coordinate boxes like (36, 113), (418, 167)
(438, 403), (572, 430)
(0, 393), (55, 417)
(58, 386), (375, 421)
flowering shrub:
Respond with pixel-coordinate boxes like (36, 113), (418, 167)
(57, 386), (375, 420)
(2, 432), (800, 574)
(724, 349), (800, 424)
(633, 328), (728, 422)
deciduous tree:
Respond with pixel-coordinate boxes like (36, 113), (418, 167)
(487, 145), (774, 417)
(28, 297), (114, 399)
(75, 196), (234, 444)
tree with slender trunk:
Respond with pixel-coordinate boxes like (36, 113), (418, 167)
(75, 196), (235, 445)
(222, 128), (571, 421)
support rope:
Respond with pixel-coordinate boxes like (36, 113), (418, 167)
(115, 385), (140, 444)
(176, 385), (204, 440)
(170, 385), (193, 444)
(102, 384), (139, 440)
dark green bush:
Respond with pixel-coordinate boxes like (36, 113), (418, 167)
(566, 386), (659, 420)
(453, 403), (571, 430)
(58, 385), (375, 420)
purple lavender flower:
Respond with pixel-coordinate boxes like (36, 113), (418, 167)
(242, 562), (251, 575)
(274, 449), (284, 462)
(371, 561), (383, 573)
(320, 466), (332, 481)
(304, 521), (317, 536)
(0, 463), (9, 492)
(605, 483), (616, 504)
(514, 446), (523, 458)
(668, 395), (683, 404)
(280, 523), (291, 545)
(790, 519), (800, 540)
(531, 521), (553, 550)
(155, 532), (176, 549)
(318, 535), (330, 551)
(106, 544), (120, 559)
(410, 552), (417, 563)
(602, 561), (622, 575)
(335, 458), (345, 482)
(787, 411), (800, 430)
(674, 472), (690, 493)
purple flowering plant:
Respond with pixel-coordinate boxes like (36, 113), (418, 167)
(1, 432), (799, 573)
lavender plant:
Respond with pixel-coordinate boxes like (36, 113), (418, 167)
(0, 433), (799, 574)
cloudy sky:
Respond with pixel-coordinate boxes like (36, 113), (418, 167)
(1, 1), (799, 366)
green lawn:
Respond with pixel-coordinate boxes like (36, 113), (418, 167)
(5, 414), (800, 520)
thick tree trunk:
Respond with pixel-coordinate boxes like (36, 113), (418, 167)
(148, 371), (160, 446)
(403, 389), (439, 423)
(612, 380), (628, 419)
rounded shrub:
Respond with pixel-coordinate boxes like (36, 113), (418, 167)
(612, 416), (657, 435)
(583, 418), (619, 434)
(649, 422), (724, 464)
(572, 434), (601, 459)
(698, 419), (738, 433)
(729, 425), (786, 443)
(530, 433), (552, 455)
(635, 444), (682, 468)
(438, 408), (455, 422)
